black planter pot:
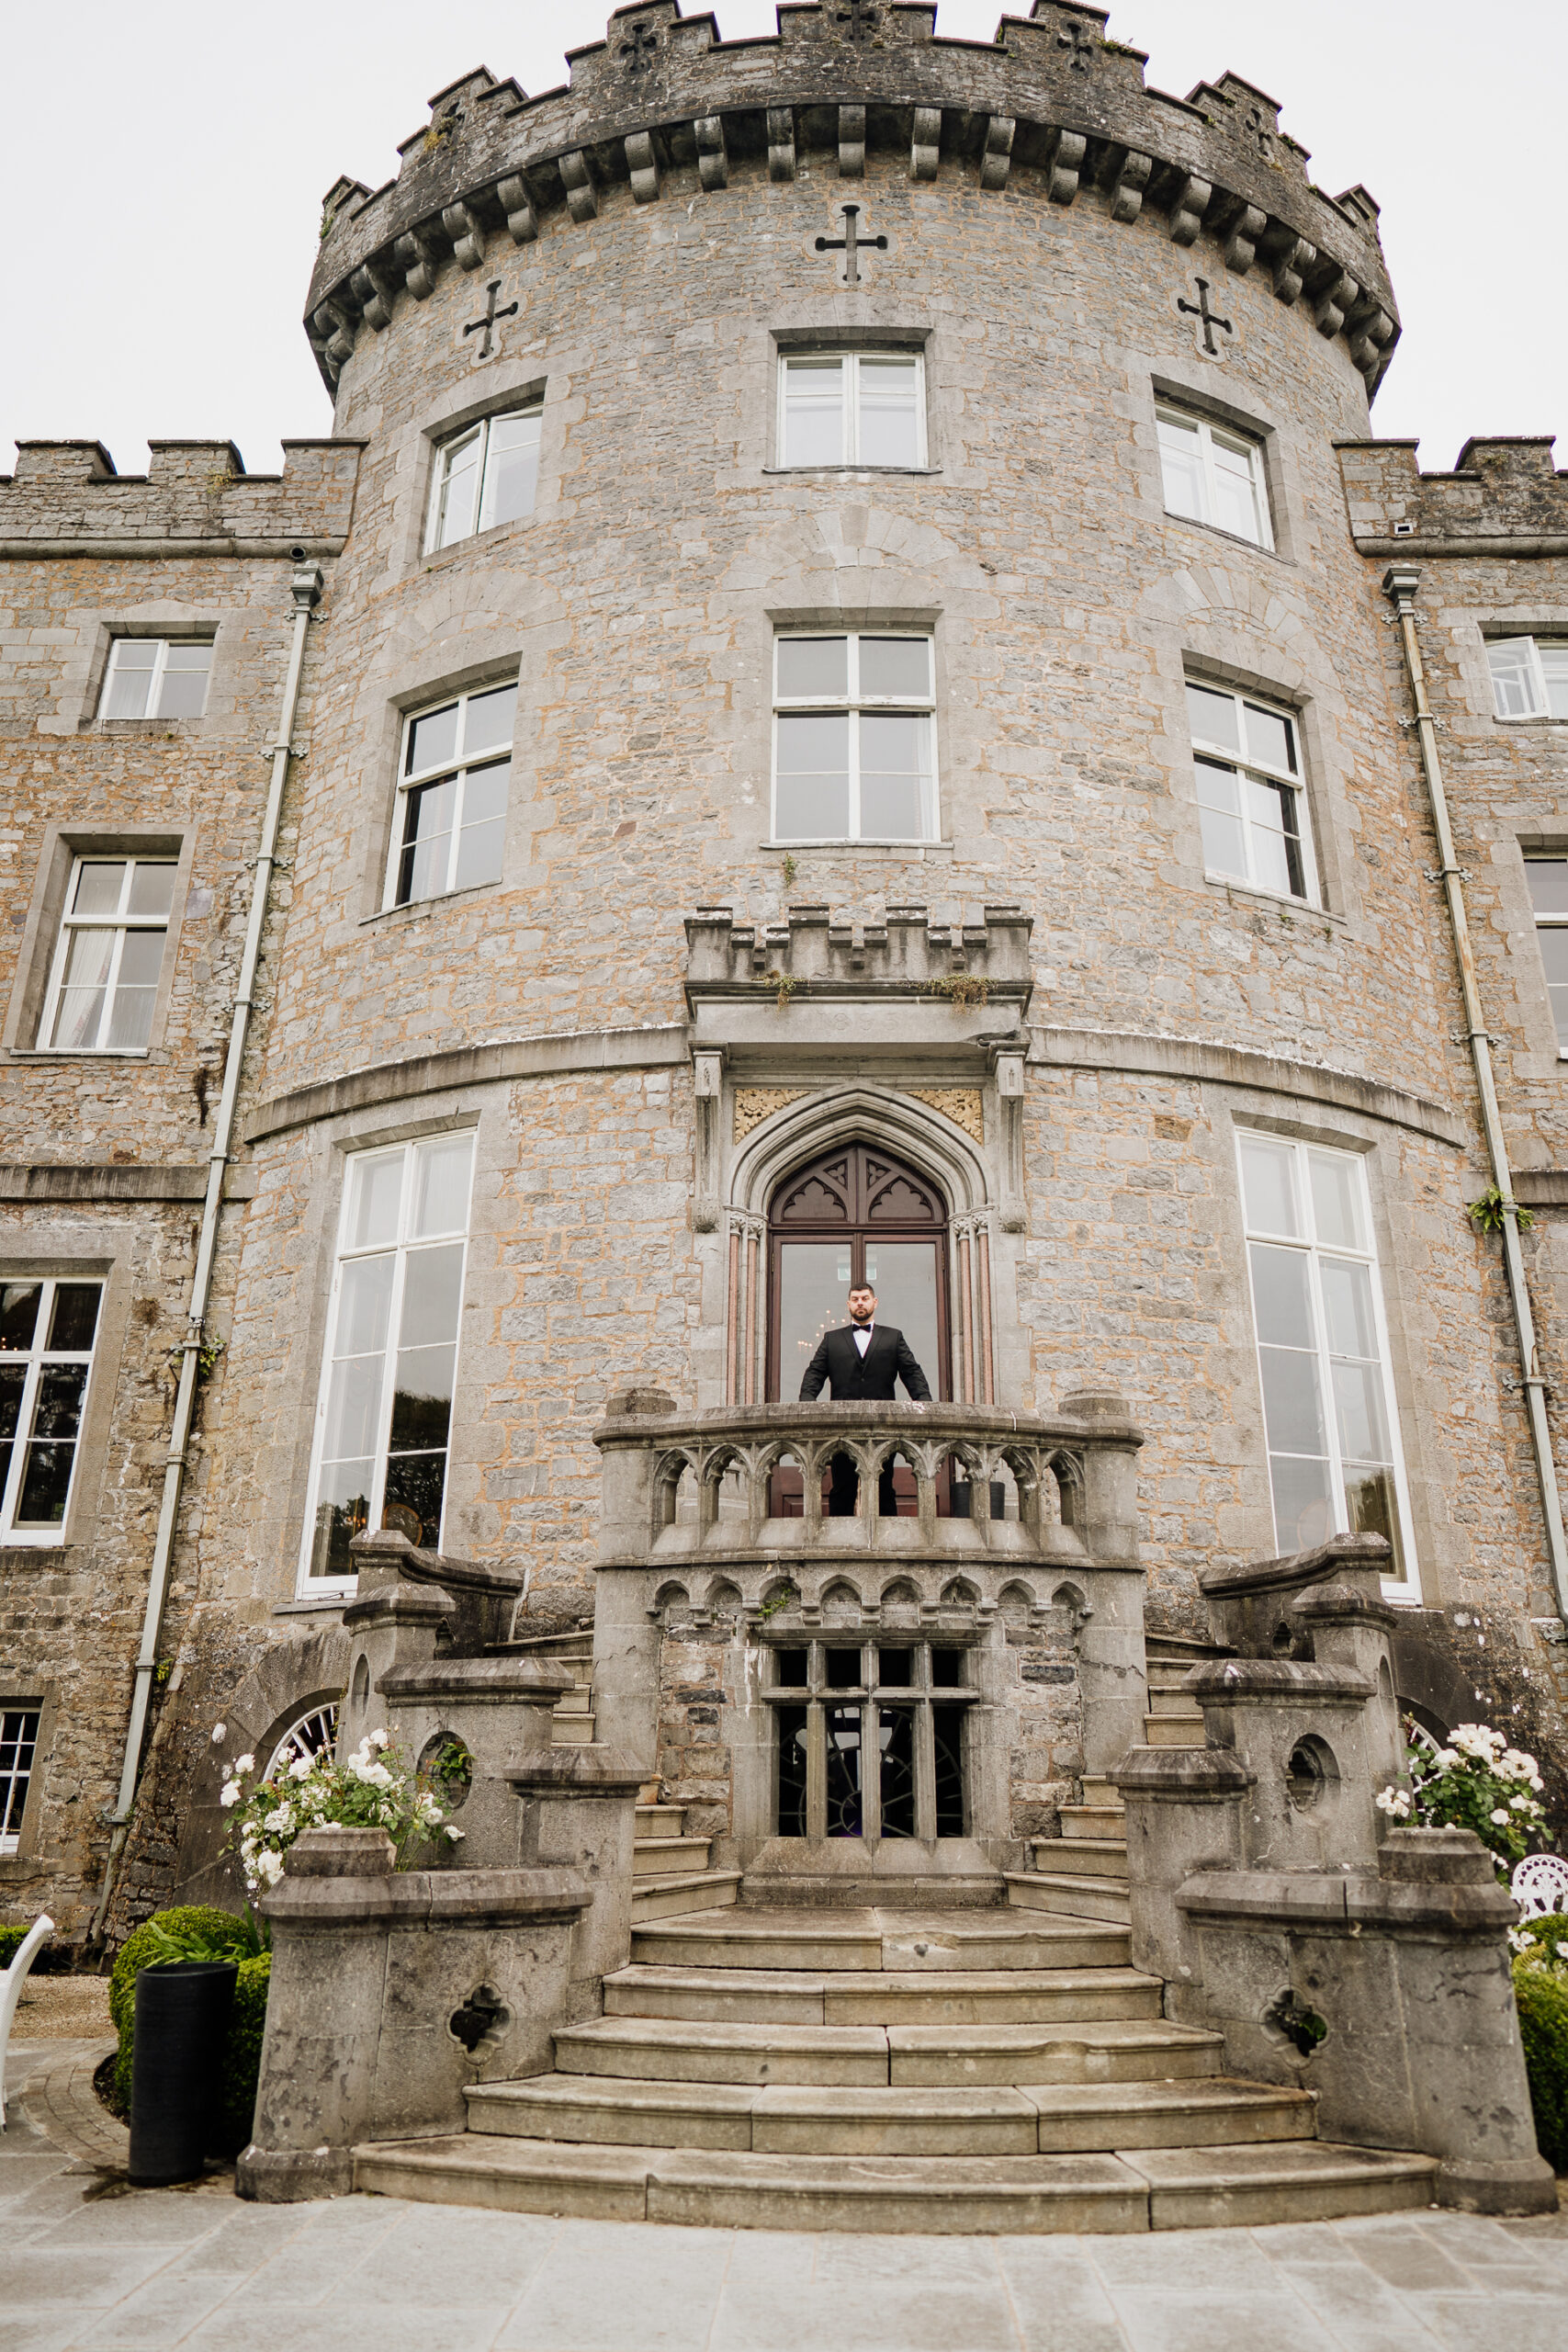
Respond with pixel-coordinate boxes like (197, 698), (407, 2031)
(128, 1961), (237, 2186)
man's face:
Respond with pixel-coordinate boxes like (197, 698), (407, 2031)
(848, 1287), (876, 1325)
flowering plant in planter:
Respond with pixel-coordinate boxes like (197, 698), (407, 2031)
(1376, 1721), (1551, 1874)
(218, 1728), (463, 1895)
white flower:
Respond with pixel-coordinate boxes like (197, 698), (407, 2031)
(1434, 1748), (1458, 1770)
(368, 1728), (390, 1750)
(445, 1825), (465, 1842)
(233, 1753), (255, 1775)
(219, 1781), (243, 1810)
(288, 1755), (315, 1781)
(1510, 1794), (1533, 1811)
(1375, 1786), (1412, 1818)
(1557, 1941), (1568, 1960)
(1490, 1808), (1511, 1826)
(256, 1849), (285, 1888)
(210, 1723), (227, 1744)
(263, 1804), (295, 1834)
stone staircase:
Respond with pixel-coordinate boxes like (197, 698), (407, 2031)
(1005, 1632), (1214, 1928)
(355, 1902), (1435, 2231)
(499, 1630), (739, 1924)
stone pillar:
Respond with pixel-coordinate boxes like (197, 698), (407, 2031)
(238, 1824), (590, 2202)
(337, 1544), (454, 1758)
(376, 1656), (577, 1868)
(1113, 1745), (1255, 2020)
(507, 1748), (643, 2018)
(1059, 1389), (1146, 1773)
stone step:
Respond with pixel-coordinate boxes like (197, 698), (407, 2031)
(604, 1949), (1134, 2026)
(1147, 1687), (1204, 1715)
(1029, 1837), (1127, 1882)
(465, 2073), (1318, 2159)
(1079, 1775), (1122, 1809)
(1143, 1713), (1205, 1748)
(552, 1716), (598, 1746)
(554, 1689), (593, 1714)
(351, 2135), (1435, 2233)
(1004, 1871), (1133, 1926)
(633, 1838), (712, 1877)
(635, 1804), (687, 1839)
(552, 1998), (1179, 2091)
(628, 1908), (1101, 1975)
(628, 1871), (741, 1923)
(1059, 1804), (1125, 1838)
(1144, 1634), (1225, 1660)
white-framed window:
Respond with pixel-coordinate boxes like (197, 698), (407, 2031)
(1187, 680), (1315, 903)
(0, 1707), (41, 1855)
(300, 1133), (476, 1589)
(264, 1702), (341, 1781)
(39, 858), (177, 1053)
(97, 638), (213, 720)
(773, 633), (937, 843)
(1237, 1133), (1416, 1591)
(1525, 858), (1568, 1049)
(778, 353), (925, 469)
(1488, 637), (1568, 721)
(426, 410), (541, 551)
(1157, 406), (1272, 549)
(0, 1279), (103, 1543)
(389, 683), (516, 908)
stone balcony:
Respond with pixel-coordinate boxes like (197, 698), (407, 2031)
(592, 1393), (1139, 1571)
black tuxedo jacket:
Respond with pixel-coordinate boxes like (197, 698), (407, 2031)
(798, 1322), (932, 1404)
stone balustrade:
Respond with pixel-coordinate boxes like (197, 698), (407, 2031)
(592, 1392), (1142, 1568)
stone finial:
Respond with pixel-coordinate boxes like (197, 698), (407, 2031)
(603, 1384), (678, 1419)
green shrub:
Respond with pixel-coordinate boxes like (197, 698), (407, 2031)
(108, 1905), (247, 2115)
(1, 1922), (67, 1973)
(1513, 1957), (1568, 2173)
(1, 1923), (32, 1968)
(214, 1952), (270, 2156)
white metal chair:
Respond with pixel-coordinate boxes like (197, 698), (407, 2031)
(1511, 1852), (1568, 1922)
(0, 1914), (55, 2130)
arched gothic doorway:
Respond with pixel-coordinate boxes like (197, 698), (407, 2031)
(767, 1142), (951, 1402)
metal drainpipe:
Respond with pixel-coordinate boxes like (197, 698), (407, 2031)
(1382, 563), (1568, 1619)
(88, 558), (323, 1943)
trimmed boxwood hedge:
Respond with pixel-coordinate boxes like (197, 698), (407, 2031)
(107, 1906), (270, 2151)
(1514, 1951), (1568, 2175)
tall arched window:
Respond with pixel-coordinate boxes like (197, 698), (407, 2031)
(767, 1143), (951, 1401)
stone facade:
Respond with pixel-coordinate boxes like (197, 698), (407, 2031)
(3, 1), (1567, 1942)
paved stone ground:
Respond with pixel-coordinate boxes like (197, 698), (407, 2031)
(4, 2039), (1566, 2352)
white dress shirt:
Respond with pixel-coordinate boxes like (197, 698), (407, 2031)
(852, 1323), (874, 1356)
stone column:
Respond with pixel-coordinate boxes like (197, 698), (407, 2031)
(1112, 1745), (1255, 2020)
(507, 1748), (643, 2018)
(1059, 1389), (1146, 1773)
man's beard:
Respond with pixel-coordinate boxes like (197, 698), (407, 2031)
(850, 1305), (873, 1324)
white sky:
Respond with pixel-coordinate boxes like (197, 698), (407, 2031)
(4, 1), (1559, 480)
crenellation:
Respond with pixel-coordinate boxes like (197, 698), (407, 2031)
(1337, 435), (1568, 549)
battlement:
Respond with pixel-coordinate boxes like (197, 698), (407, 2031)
(0, 439), (364, 556)
(1337, 435), (1568, 554)
(304, 0), (1397, 399)
(683, 899), (1034, 1000)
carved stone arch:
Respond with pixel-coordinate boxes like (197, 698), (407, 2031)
(820, 1577), (863, 1623)
(998, 1577), (1039, 1629)
(651, 1578), (692, 1626)
(731, 1083), (991, 1219)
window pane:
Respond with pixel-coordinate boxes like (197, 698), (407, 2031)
(1344, 1465), (1404, 1576)
(323, 1355), (385, 1463)
(1488, 639), (1540, 719)
(1157, 415), (1207, 523)
(776, 1703), (808, 1837)
(1246, 786), (1296, 898)
(101, 643), (156, 719)
(775, 714), (850, 838)
(777, 638), (848, 699)
(310, 1458), (373, 1577)
(73, 863), (127, 918)
(1526, 860), (1568, 915)
(1258, 1346), (1322, 1457)
(1242, 703), (1295, 775)
(877, 1705), (917, 1838)
(104, 958), (162, 1049)
(434, 429), (482, 548)
(860, 712), (931, 839)
(16, 1441), (78, 1525)
(479, 412), (541, 529)
(47, 1284), (100, 1353)
(1330, 1357), (1390, 1465)
(411, 1137), (473, 1239)
(49, 929), (116, 1049)
(152, 643), (212, 719)
(407, 701), (460, 777)
(347, 1153), (403, 1250)
(855, 359), (920, 468)
(1249, 1243), (1314, 1346)
(1537, 928), (1568, 1046)
(1309, 1155), (1365, 1253)
(453, 816), (505, 893)
(1187, 684), (1240, 752)
(398, 1242), (464, 1347)
(1210, 435), (1263, 545)
(782, 359), (845, 467)
(1269, 1451), (1336, 1555)
(0, 1287), (41, 1353)
(381, 1450), (447, 1550)
(389, 1344), (456, 1451)
(1319, 1256), (1378, 1360)
(0, 1362), (25, 1441)
(859, 638), (931, 700)
(126, 863), (177, 920)
(399, 778), (457, 904)
(463, 685), (517, 757)
(336, 1253), (395, 1355)
(1540, 644), (1568, 720)
(1198, 803), (1247, 881)
(17, 1364), (90, 1521)
(1241, 1138), (1301, 1236)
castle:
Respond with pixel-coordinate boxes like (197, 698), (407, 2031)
(3, 0), (1565, 2227)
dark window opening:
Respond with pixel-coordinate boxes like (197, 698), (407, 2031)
(776, 1704), (808, 1838)
(877, 1707), (916, 1838)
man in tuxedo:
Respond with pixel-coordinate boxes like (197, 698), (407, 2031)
(798, 1284), (932, 1516)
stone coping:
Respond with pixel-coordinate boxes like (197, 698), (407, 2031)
(1186, 1658), (1377, 1705)
(377, 1658), (578, 1703)
(260, 1862), (590, 1928)
(1199, 1532), (1392, 1600)
(592, 1397), (1142, 1449)
(1177, 1866), (1516, 1935)
(235, 1021), (1464, 1149)
(305, 5), (1395, 394)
